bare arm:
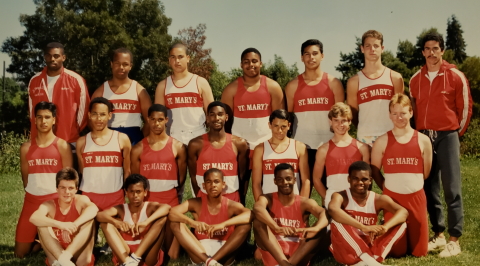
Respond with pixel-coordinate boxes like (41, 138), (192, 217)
(30, 201), (57, 228)
(137, 84), (152, 137)
(57, 139), (73, 168)
(253, 195), (279, 230)
(130, 142), (142, 174)
(268, 79), (285, 111)
(187, 139), (201, 196)
(252, 145), (264, 201)
(76, 137), (86, 174)
(419, 133), (433, 179)
(391, 71), (405, 94)
(140, 202), (170, 227)
(20, 142), (30, 188)
(297, 141), (310, 198)
(175, 140), (188, 188)
(220, 83), (236, 134)
(234, 137), (249, 184)
(376, 194), (408, 231)
(120, 133), (132, 180)
(328, 192), (366, 230)
(91, 85), (104, 100)
(154, 80), (166, 105)
(346, 75), (359, 127)
(298, 198), (328, 239)
(312, 144), (328, 200)
(284, 79), (298, 112)
(370, 135), (386, 189)
(198, 77), (214, 113)
(74, 195), (99, 227)
(330, 76), (345, 103)
(359, 142), (371, 164)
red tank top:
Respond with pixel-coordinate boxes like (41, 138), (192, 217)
(293, 73), (334, 112)
(233, 75), (271, 118)
(195, 195), (233, 241)
(382, 131), (423, 174)
(269, 193), (306, 236)
(25, 137), (63, 196)
(325, 139), (362, 176)
(52, 197), (80, 240)
(195, 134), (238, 194)
(140, 137), (177, 181)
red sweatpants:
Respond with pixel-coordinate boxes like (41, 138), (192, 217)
(383, 188), (428, 257)
(330, 220), (406, 265)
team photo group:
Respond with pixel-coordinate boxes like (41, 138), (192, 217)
(16, 28), (472, 266)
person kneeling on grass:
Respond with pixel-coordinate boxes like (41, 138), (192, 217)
(328, 161), (408, 266)
(253, 163), (329, 266)
(30, 167), (98, 266)
(96, 174), (171, 266)
(169, 168), (252, 266)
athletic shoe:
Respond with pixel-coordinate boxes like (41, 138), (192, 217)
(99, 243), (112, 255)
(51, 261), (62, 266)
(187, 263), (205, 266)
(123, 254), (141, 266)
(428, 235), (447, 251)
(439, 241), (461, 257)
(206, 258), (223, 266)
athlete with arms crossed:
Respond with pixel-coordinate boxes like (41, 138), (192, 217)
(346, 30), (404, 146)
(169, 168), (252, 266)
(15, 102), (72, 258)
(97, 174), (171, 266)
(313, 102), (370, 207)
(188, 101), (248, 202)
(328, 161), (408, 266)
(371, 93), (433, 257)
(252, 109), (309, 201)
(92, 48), (152, 145)
(30, 167), (98, 266)
(253, 163), (328, 266)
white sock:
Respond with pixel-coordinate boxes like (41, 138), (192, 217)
(359, 253), (382, 266)
(207, 258), (222, 266)
(130, 252), (141, 261)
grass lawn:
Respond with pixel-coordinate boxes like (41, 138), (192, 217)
(0, 158), (479, 265)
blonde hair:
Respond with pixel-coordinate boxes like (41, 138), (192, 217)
(362, 30), (384, 46)
(328, 102), (353, 121)
(389, 93), (412, 112)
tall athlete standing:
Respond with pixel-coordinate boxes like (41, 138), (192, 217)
(130, 104), (187, 260)
(77, 97), (131, 211)
(154, 43), (214, 145)
(285, 39), (344, 173)
(221, 48), (284, 199)
(252, 110), (309, 201)
(371, 93), (433, 257)
(313, 102), (370, 207)
(15, 102), (72, 258)
(188, 101), (249, 202)
(92, 48), (152, 145)
(346, 30), (404, 145)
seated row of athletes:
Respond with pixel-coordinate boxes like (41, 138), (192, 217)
(22, 91), (428, 266)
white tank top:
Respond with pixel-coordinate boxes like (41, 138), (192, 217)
(357, 68), (394, 138)
(103, 80), (142, 128)
(261, 138), (300, 194)
(122, 202), (149, 245)
(80, 131), (123, 193)
(164, 74), (206, 135)
(344, 189), (378, 227)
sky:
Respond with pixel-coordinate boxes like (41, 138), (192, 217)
(1, 0), (480, 79)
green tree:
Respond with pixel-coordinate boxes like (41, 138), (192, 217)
(459, 56), (480, 117)
(335, 37), (363, 86)
(261, 55), (299, 89)
(1, 0), (172, 96)
(208, 62), (230, 100)
(0, 77), (29, 133)
(382, 51), (412, 89)
(446, 15), (467, 64)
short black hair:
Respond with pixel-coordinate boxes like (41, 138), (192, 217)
(56, 167), (79, 188)
(241, 47), (261, 61)
(274, 163), (294, 178)
(269, 109), (290, 123)
(44, 42), (65, 55)
(207, 101), (227, 113)
(301, 39), (323, 54)
(123, 174), (149, 190)
(148, 104), (168, 117)
(111, 47), (133, 63)
(348, 161), (372, 177)
(89, 97), (114, 112)
(35, 101), (57, 117)
(203, 168), (224, 181)
(422, 32), (445, 51)
(169, 42), (188, 55)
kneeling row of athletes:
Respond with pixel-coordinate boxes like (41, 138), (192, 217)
(30, 162), (408, 266)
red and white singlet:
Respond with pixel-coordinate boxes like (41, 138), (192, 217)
(164, 74), (205, 139)
(25, 137), (63, 196)
(102, 80), (142, 128)
(195, 134), (238, 194)
(140, 137), (178, 192)
(382, 131), (424, 194)
(232, 75), (272, 149)
(52, 197), (80, 248)
(80, 131), (123, 193)
(344, 189), (378, 227)
(292, 73), (335, 149)
(357, 68), (394, 140)
(262, 139), (300, 195)
(120, 202), (150, 249)
(269, 193), (306, 253)
(194, 195), (234, 242)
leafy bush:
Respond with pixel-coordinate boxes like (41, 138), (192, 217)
(460, 118), (480, 158)
(0, 131), (29, 173)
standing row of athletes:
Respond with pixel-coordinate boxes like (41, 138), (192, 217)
(16, 28), (472, 265)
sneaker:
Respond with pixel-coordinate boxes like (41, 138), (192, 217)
(51, 261), (62, 266)
(428, 235), (447, 251)
(123, 254), (141, 266)
(99, 243), (112, 255)
(206, 258), (223, 266)
(188, 263), (205, 266)
(439, 241), (461, 257)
